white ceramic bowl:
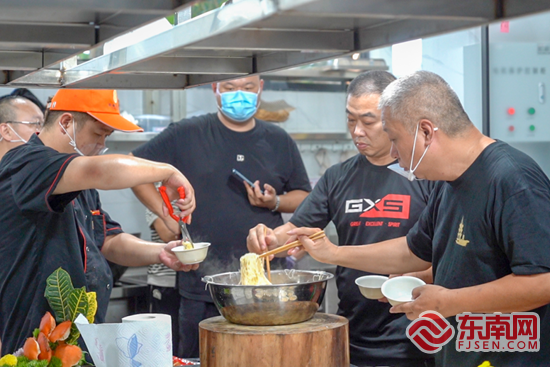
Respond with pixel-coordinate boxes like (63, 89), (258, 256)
(381, 276), (426, 306)
(172, 242), (210, 264)
(355, 275), (389, 299)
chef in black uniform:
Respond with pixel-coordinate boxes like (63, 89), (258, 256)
(0, 89), (197, 355)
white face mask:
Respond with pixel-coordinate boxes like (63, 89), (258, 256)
(59, 119), (108, 156)
(388, 123), (438, 181)
(59, 120), (85, 156)
(1, 124), (28, 143)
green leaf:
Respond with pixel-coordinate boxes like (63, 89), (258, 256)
(48, 357), (63, 367)
(27, 360), (48, 367)
(65, 286), (89, 344)
(86, 292), (97, 324)
(49, 341), (59, 350)
(65, 322), (81, 345)
(44, 268), (75, 323)
(69, 287), (89, 322)
(32, 328), (40, 339)
(15, 356), (48, 367)
(76, 351), (90, 366)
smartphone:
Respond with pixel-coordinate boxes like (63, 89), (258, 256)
(232, 168), (264, 195)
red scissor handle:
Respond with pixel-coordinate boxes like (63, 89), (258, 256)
(158, 186), (189, 223)
(177, 186), (190, 223)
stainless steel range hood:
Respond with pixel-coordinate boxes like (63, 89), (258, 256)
(3, 0), (550, 89)
(263, 57), (388, 83)
(0, 0), (196, 85)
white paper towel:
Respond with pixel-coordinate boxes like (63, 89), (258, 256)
(75, 313), (172, 367)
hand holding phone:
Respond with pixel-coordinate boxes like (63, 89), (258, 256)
(232, 168), (264, 195)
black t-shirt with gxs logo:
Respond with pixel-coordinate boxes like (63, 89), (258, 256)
(291, 153), (435, 365)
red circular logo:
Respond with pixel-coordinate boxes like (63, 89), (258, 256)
(406, 311), (455, 354)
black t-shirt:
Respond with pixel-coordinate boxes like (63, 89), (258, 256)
(290, 154), (435, 364)
(408, 141), (550, 366)
(74, 189), (124, 323)
(0, 135), (83, 354)
(133, 113), (311, 301)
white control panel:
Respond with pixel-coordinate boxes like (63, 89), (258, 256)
(490, 43), (550, 142)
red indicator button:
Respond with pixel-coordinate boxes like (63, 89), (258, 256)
(508, 125), (515, 132)
(507, 107), (516, 115)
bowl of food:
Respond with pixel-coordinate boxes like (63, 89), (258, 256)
(202, 270), (333, 326)
(355, 275), (389, 299)
(172, 242), (210, 264)
(381, 276), (426, 306)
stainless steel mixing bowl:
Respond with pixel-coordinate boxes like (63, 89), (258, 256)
(202, 269), (333, 326)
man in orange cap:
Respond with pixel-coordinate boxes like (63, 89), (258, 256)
(0, 89), (197, 355)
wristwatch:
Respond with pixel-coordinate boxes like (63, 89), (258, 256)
(271, 195), (280, 212)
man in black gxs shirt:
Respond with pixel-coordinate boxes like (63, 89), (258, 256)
(292, 71), (550, 367)
(248, 71), (435, 367)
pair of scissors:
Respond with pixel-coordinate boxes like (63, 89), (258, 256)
(158, 186), (194, 248)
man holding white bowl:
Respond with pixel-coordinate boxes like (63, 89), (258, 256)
(289, 71), (550, 367)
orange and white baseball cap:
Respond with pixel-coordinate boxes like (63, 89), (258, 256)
(49, 89), (143, 132)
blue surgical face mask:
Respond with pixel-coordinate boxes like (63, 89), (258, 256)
(388, 123), (438, 181)
(217, 84), (260, 123)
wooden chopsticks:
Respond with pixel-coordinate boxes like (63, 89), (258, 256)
(263, 226), (271, 282)
(259, 230), (326, 259)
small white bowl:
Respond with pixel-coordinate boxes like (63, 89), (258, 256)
(381, 276), (426, 306)
(355, 275), (389, 299)
(172, 242), (210, 264)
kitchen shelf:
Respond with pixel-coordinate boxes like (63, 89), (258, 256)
(0, 0), (196, 85)
(3, 0), (550, 89)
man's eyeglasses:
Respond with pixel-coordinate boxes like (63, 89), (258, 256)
(5, 121), (44, 131)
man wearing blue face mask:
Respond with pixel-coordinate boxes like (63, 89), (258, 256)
(216, 81), (260, 122)
(131, 75), (312, 358)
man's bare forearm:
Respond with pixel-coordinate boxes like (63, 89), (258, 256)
(132, 183), (164, 217)
(331, 237), (431, 274)
(102, 233), (163, 266)
(443, 273), (550, 315)
(277, 190), (309, 213)
(55, 155), (176, 194)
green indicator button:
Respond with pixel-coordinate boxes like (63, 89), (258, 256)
(528, 107), (536, 115)
(529, 125), (536, 131)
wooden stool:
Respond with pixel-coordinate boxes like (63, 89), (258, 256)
(199, 313), (349, 367)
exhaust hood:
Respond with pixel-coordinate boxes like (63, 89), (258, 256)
(2, 0), (550, 89)
(263, 57), (388, 83)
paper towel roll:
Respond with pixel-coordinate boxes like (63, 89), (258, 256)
(76, 313), (173, 367)
(122, 313), (171, 324)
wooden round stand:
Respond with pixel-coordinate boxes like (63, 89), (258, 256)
(199, 313), (349, 367)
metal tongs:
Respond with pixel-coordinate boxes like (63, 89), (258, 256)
(159, 186), (194, 248)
